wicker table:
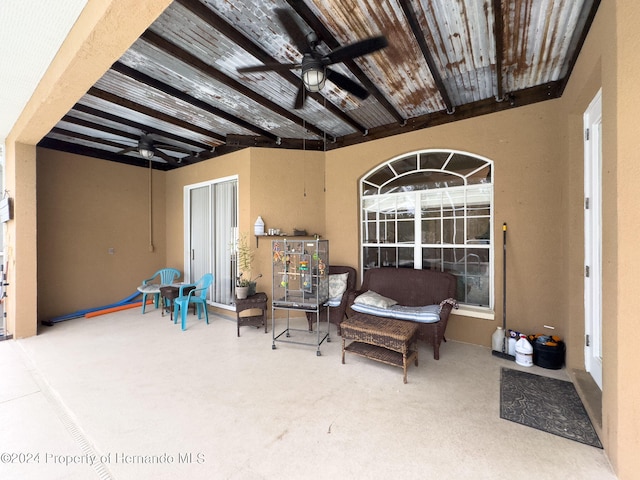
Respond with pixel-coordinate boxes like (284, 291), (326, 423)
(235, 292), (268, 337)
(341, 313), (419, 384)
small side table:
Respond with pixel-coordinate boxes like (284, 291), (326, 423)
(160, 284), (195, 322)
(235, 292), (268, 337)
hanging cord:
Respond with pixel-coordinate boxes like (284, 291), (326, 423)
(303, 114), (307, 197)
(323, 96), (327, 192)
(148, 159), (155, 252)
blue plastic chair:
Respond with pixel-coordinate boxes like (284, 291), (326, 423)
(174, 273), (214, 331)
(137, 268), (181, 314)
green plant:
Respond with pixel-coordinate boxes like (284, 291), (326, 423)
(234, 232), (260, 286)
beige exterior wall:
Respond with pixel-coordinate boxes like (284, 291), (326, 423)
(606, 2), (639, 476)
(163, 147), (324, 311)
(6, 0), (640, 476)
(326, 102), (565, 348)
(4, 0), (173, 334)
(4, 142), (38, 337)
(554, 1), (640, 475)
(36, 149), (168, 320)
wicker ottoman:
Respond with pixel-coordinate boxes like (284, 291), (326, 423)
(341, 313), (419, 384)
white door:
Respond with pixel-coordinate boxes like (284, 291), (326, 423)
(584, 89), (603, 390)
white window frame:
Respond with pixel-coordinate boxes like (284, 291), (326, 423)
(360, 149), (494, 313)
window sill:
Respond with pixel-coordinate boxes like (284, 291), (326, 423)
(453, 305), (494, 320)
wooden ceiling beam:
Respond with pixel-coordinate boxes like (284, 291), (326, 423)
(38, 138), (175, 171)
(330, 82), (562, 150)
(60, 114), (140, 142)
(49, 126), (134, 151)
(226, 134), (324, 151)
(68, 104), (215, 151)
(87, 86), (226, 142)
(398, 0), (455, 114)
(111, 61), (280, 142)
(176, 0), (368, 136)
(492, 0), (505, 101)
(558, 0), (601, 94)
(140, 30), (328, 140)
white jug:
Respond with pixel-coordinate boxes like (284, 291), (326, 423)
(492, 326), (505, 352)
(254, 216), (265, 235)
(515, 334), (533, 367)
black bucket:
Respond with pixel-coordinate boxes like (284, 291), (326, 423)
(533, 341), (565, 369)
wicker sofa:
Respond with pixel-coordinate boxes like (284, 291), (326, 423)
(345, 268), (457, 360)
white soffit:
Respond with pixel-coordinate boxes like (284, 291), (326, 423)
(0, 0), (88, 141)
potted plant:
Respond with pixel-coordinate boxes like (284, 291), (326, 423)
(234, 232), (261, 299)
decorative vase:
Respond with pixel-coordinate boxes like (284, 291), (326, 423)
(236, 286), (249, 300)
(248, 281), (257, 297)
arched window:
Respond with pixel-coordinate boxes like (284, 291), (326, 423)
(360, 150), (493, 309)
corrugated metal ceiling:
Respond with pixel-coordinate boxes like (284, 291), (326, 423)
(39, 0), (600, 169)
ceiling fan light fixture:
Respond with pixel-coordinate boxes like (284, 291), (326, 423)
(139, 147), (154, 159)
(302, 67), (326, 92)
(301, 55), (326, 92)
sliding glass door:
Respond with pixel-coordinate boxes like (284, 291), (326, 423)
(185, 176), (237, 309)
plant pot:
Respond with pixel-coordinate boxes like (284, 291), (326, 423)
(236, 286), (249, 300)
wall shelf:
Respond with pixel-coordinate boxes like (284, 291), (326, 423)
(255, 234), (319, 247)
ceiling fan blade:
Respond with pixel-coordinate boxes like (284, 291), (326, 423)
(326, 69), (369, 100)
(293, 83), (306, 109)
(324, 35), (388, 65)
(180, 149), (215, 164)
(275, 8), (312, 54)
(183, 146), (220, 163)
(154, 149), (174, 164)
(116, 146), (137, 155)
(237, 62), (300, 73)
(155, 144), (193, 154)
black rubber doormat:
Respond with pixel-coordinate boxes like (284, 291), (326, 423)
(500, 367), (602, 448)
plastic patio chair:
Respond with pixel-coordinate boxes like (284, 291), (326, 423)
(138, 268), (181, 314)
(174, 273), (214, 331)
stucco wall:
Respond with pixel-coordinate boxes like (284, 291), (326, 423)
(37, 98), (567, 347)
(36, 149), (168, 321)
(163, 147), (324, 308)
(5, 0), (173, 337)
(325, 101), (566, 349)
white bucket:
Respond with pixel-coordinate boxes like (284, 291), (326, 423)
(515, 336), (533, 367)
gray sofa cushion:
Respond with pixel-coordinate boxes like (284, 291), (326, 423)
(351, 303), (441, 323)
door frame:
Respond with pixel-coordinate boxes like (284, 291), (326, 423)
(183, 175), (238, 310)
(583, 89), (603, 390)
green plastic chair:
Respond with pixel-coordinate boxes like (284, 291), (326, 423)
(174, 273), (214, 331)
(137, 268), (181, 313)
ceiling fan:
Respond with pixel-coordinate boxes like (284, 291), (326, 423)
(237, 8), (388, 109)
(116, 132), (192, 164)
